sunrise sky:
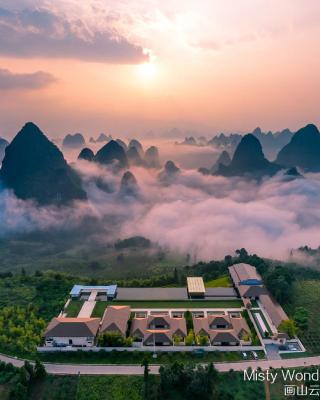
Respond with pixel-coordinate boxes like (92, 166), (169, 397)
(1, 0), (320, 138)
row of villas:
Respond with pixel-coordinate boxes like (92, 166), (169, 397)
(44, 306), (252, 347)
(44, 263), (288, 348)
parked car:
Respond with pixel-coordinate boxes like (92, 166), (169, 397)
(242, 352), (247, 359)
(252, 351), (258, 359)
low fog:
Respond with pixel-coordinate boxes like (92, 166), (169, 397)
(1, 143), (320, 261)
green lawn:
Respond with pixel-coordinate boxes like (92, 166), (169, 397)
(251, 309), (273, 336)
(91, 299), (242, 317)
(284, 280), (320, 354)
(65, 300), (83, 317)
(39, 349), (258, 365)
(205, 275), (232, 288)
(77, 376), (144, 400)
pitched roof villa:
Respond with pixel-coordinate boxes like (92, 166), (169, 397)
(228, 263), (263, 286)
(259, 294), (289, 328)
(193, 313), (251, 346)
(44, 317), (100, 347)
(228, 263), (288, 329)
(100, 305), (131, 336)
(131, 314), (187, 346)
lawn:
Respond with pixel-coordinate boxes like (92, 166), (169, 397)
(251, 309), (273, 337)
(65, 300), (83, 317)
(205, 275), (232, 288)
(91, 299), (242, 317)
(39, 349), (259, 365)
(284, 280), (320, 354)
(77, 376), (144, 400)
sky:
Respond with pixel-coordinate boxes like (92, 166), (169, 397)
(1, 0), (320, 139)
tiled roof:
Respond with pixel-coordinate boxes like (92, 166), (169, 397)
(100, 306), (131, 335)
(228, 264), (262, 285)
(259, 294), (288, 328)
(44, 317), (100, 337)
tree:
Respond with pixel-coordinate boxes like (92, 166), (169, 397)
(10, 383), (28, 400)
(141, 357), (149, 382)
(173, 267), (179, 283)
(196, 334), (209, 346)
(278, 319), (297, 338)
(185, 330), (194, 346)
(294, 307), (309, 331)
(34, 359), (47, 379)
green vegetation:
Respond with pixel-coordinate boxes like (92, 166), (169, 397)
(65, 301), (83, 317)
(97, 332), (133, 347)
(269, 366), (319, 400)
(0, 359), (47, 400)
(92, 300), (242, 317)
(205, 275), (232, 288)
(0, 233), (184, 280)
(242, 310), (260, 346)
(284, 280), (320, 353)
(278, 319), (297, 339)
(38, 349), (249, 364)
(0, 306), (46, 355)
(251, 310), (272, 337)
(77, 376), (145, 400)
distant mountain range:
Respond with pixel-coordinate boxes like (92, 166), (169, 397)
(1, 121), (319, 205)
(200, 123), (320, 178)
(177, 127), (294, 159)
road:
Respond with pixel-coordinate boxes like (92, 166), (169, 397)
(0, 353), (319, 375)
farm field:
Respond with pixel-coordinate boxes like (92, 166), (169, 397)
(284, 280), (320, 354)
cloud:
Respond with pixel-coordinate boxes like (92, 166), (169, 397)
(0, 68), (56, 90)
(2, 149), (320, 263)
(0, 7), (148, 64)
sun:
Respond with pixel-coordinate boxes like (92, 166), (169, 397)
(136, 62), (158, 84)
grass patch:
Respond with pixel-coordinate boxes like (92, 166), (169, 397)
(91, 300), (242, 317)
(205, 275), (232, 288)
(251, 309), (273, 337)
(284, 280), (320, 354)
(65, 300), (83, 317)
(38, 349), (253, 365)
(29, 375), (78, 400)
(76, 376), (144, 400)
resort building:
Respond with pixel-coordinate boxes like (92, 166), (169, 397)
(100, 305), (131, 336)
(131, 314), (187, 346)
(44, 317), (100, 347)
(69, 285), (117, 300)
(193, 313), (251, 346)
(187, 277), (206, 298)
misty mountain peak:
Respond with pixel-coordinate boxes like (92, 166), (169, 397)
(127, 146), (144, 166)
(252, 127), (262, 136)
(119, 171), (139, 198)
(62, 133), (85, 149)
(94, 139), (128, 169)
(216, 134), (280, 177)
(129, 139), (143, 156)
(165, 160), (180, 174)
(276, 123), (320, 171)
(145, 146), (161, 168)
(116, 139), (128, 151)
(0, 122), (86, 205)
(211, 150), (231, 173)
(78, 147), (94, 162)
